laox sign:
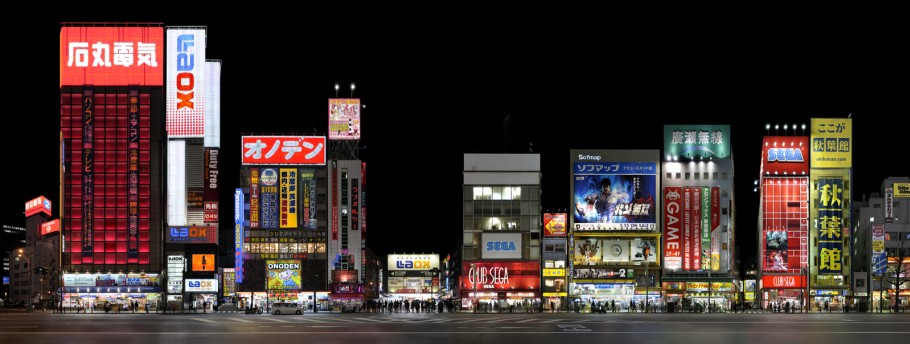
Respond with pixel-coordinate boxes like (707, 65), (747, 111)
(396, 260), (432, 269)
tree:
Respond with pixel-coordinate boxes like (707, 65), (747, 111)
(885, 234), (909, 312)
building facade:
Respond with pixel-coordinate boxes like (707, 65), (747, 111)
(461, 153), (541, 311)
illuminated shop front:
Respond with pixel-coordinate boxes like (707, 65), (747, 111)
(462, 261), (540, 310)
(61, 273), (161, 311)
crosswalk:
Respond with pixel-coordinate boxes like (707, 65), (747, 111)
(190, 315), (607, 325)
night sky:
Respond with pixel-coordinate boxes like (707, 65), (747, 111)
(7, 3), (910, 273)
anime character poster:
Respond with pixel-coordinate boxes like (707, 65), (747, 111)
(266, 260), (302, 290)
(573, 162), (657, 231)
(573, 238), (602, 265)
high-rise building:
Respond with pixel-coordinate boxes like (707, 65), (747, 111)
(462, 153), (541, 310)
(853, 176), (909, 312)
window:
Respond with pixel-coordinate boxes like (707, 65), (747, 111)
(685, 173), (690, 180)
(713, 172), (718, 180)
(666, 173), (672, 179)
(695, 173), (700, 180)
(704, 173), (709, 180)
(722, 173), (728, 180)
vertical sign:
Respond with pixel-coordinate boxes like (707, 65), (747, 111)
(663, 187), (682, 270)
(701, 187), (711, 270)
(810, 118), (852, 168)
(280, 168), (298, 228)
(885, 187), (893, 223)
(301, 169), (317, 229)
(260, 168), (278, 229)
(82, 88), (95, 257)
(817, 177), (843, 274)
(127, 88), (140, 258)
(234, 189), (245, 283)
(351, 178), (360, 231)
(872, 224), (886, 276)
(711, 187), (720, 271)
(204, 148), (220, 223)
(332, 165), (338, 240)
(250, 168), (260, 229)
(166, 28), (205, 138)
(691, 187), (701, 270)
(683, 187), (691, 271)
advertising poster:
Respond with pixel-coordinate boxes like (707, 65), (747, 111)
(765, 230), (788, 271)
(573, 162), (657, 231)
(872, 224), (886, 275)
(192, 254), (215, 272)
(301, 169), (317, 229)
(631, 240), (657, 263)
(266, 260), (302, 290)
(683, 187), (691, 270)
(603, 240), (631, 262)
(250, 168), (260, 228)
(280, 168), (298, 228)
(574, 238), (603, 264)
(328, 98), (361, 140)
(690, 187), (701, 270)
(711, 187), (721, 271)
(260, 168), (279, 229)
(701, 187), (711, 270)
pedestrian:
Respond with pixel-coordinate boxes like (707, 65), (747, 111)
(824, 301), (829, 313)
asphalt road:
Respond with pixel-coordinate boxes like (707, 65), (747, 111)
(0, 310), (907, 344)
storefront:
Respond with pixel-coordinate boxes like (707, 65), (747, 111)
(461, 261), (540, 312)
(760, 274), (807, 311)
(62, 273), (162, 312)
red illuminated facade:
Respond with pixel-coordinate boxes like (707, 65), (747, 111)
(61, 86), (161, 268)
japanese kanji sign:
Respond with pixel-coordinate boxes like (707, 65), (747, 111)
(817, 177), (844, 274)
(810, 118), (852, 168)
(242, 136), (326, 165)
(60, 26), (164, 87)
(664, 125), (731, 160)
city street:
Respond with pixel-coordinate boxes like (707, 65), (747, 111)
(1, 310), (907, 344)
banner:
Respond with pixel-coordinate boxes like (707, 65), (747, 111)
(166, 28), (206, 138)
(301, 169), (317, 229)
(234, 189), (244, 283)
(127, 88), (140, 258)
(663, 187), (682, 270)
(280, 168), (298, 228)
(204, 148), (220, 224)
(690, 187), (701, 270)
(683, 187), (691, 271)
(701, 187), (711, 270)
(260, 168), (279, 229)
(810, 118), (852, 168)
(573, 162), (657, 231)
(711, 187), (721, 271)
(872, 224), (886, 276)
(817, 177), (844, 274)
(82, 88), (94, 257)
(250, 168), (260, 228)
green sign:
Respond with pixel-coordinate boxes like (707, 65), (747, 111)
(664, 125), (731, 159)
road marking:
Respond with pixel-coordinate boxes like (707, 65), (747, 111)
(261, 317), (290, 323)
(190, 317), (217, 323)
(228, 318), (254, 322)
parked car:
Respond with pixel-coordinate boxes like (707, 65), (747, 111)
(272, 302), (302, 315)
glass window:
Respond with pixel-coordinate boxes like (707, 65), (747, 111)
(554, 260), (565, 268)
(512, 187), (522, 200)
(503, 186), (513, 200)
(483, 187), (492, 200)
(473, 187), (483, 200)
(491, 186), (502, 200)
(685, 173), (690, 180)
(713, 172), (718, 180)
(695, 173), (700, 180)
(544, 260), (554, 268)
(666, 173), (672, 179)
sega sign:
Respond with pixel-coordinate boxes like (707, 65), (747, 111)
(767, 148), (804, 162)
(482, 233), (522, 259)
(387, 254), (440, 271)
(166, 225), (217, 244)
(762, 136), (809, 175)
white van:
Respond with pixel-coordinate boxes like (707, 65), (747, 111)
(272, 302), (302, 315)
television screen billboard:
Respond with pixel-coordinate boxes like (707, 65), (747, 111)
(328, 98), (361, 140)
(60, 26), (164, 87)
(191, 254), (215, 271)
(266, 260), (301, 290)
(573, 162), (657, 231)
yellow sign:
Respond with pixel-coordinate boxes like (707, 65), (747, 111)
(810, 118), (852, 168)
(542, 292), (567, 297)
(543, 269), (566, 277)
(894, 183), (910, 198)
(745, 292), (755, 300)
(873, 240), (885, 252)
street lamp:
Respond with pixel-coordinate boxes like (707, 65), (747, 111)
(17, 249), (32, 313)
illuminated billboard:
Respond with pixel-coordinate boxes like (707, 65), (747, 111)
(573, 162), (657, 231)
(810, 118), (852, 168)
(280, 168), (298, 228)
(41, 219), (61, 236)
(260, 168), (279, 229)
(761, 177), (808, 273)
(25, 196), (52, 217)
(328, 98), (361, 140)
(266, 260), (302, 290)
(462, 261), (540, 291)
(204, 60), (222, 147)
(185, 279), (218, 292)
(894, 183), (910, 198)
(762, 136), (809, 175)
(191, 254), (215, 272)
(872, 224), (886, 275)
(242, 136), (326, 165)
(663, 187), (682, 269)
(388, 254), (440, 271)
(234, 189), (244, 283)
(815, 177), (845, 274)
(664, 125), (730, 159)
(300, 169), (318, 229)
(60, 26), (164, 87)
(204, 148), (219, 224)
(166, 225), (217, 244)
(481, 233), (522, 259)
(543, 213), (567, 237)
(166, 27), (206, 138)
